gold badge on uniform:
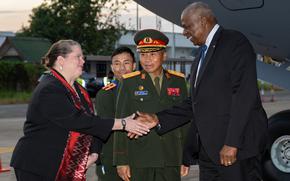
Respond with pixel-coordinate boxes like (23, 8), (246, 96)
(138, 85), (144, 90)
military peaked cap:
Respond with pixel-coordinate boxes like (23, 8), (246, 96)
(134, 29), (169, 53)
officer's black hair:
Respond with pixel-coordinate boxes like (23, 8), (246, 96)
(111, 46), (135, 63)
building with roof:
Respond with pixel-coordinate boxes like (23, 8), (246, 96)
(0, 37), (51, 63)
(0, 31), (15, 37)
(0, 31), (15, 48)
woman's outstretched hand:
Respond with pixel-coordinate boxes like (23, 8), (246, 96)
(114, 113), (150, 136)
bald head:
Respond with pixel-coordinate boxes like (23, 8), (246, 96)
(182, 2), (217, 24)
(180, 2), (217, 46)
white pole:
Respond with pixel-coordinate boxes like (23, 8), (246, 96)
(136, 3), (139, 30)
(172, 23), (176, 58)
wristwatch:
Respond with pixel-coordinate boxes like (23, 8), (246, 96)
(121, 119), (126, 130)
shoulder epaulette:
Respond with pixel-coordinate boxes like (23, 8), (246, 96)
(167, 70), (185, 78)
(122, 71), (141, 79)
(102, 83), (116, 91)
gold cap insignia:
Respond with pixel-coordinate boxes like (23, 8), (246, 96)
(144, 37), (153, 44)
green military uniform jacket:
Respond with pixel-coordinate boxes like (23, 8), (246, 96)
(113, 70), (189, 168)
(95, 80), (119, 173)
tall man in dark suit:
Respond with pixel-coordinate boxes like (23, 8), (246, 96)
(137, 2), (268, 181)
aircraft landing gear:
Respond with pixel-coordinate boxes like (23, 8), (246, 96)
(262, 110), (290, 181)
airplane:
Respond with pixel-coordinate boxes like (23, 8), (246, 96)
(134, 0), (290, 180)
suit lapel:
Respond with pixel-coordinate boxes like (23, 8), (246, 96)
(190, 50), (202, 89)
(195, 27), (223, 88)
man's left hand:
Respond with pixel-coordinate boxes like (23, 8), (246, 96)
(136, 111), (159, 129)
(86, 153), (98, 169)
(180, 165), (189, 177)
(219, 145), (238, 166)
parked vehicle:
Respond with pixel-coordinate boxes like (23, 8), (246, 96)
(81, 72), (103, 98)
(86, 77), (103, 98)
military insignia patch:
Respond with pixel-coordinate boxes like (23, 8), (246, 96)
(167, 88), (180, 96)
(144, 37), (153, 44)
(102, 83), (116, 91)
(167, 70), (185, 78)
(134, 90), (148, 96)
(141, 73), (146, 79)
(138, 85), (144, 90)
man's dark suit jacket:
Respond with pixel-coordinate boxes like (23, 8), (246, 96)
(10, 74), (114, 178)
(156, 27), (268, 165)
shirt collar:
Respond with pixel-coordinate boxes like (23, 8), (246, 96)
(205, 24), (220, 48)
(149, 69), (164, 80)
(111, 78), (119, 84)
(149, 70), (164, 86)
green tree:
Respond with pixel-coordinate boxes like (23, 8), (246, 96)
(17, 0), (128, 55)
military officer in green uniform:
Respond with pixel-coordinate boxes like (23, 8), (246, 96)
(114, 29), (189, 181)
(95, 46), (136, 181)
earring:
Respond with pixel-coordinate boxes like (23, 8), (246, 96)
(60, 66), (63, 70)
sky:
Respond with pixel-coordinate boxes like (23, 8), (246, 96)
(0, 0), (182, 33)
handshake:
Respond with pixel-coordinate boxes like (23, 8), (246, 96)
(117, 111), (159, 139)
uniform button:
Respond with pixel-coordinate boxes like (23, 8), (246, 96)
(140, 98), (143, 101)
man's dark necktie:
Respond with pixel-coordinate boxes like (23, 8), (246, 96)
(154, 77), (161, 95)
(194, 45), (207, 87)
